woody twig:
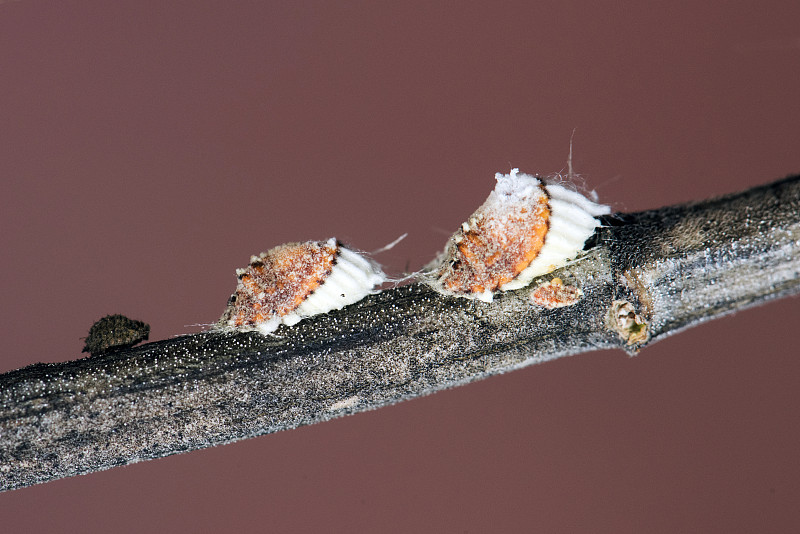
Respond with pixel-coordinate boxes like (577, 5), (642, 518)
(1, 175), (798, 492)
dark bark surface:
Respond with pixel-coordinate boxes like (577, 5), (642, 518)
(2, 175), (798, 492)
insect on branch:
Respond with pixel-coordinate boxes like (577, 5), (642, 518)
(1, 173), (799, 492)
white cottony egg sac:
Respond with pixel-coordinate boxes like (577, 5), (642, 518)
(217, 238), (386, 335)
(430, 168), (610, 301)
(215, 168), (609, 335)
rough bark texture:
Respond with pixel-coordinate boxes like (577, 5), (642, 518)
(1, 175), (798, 492)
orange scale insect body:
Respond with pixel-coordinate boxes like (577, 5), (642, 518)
(432, 168), (610, 302)
(219, 238), (385, 335)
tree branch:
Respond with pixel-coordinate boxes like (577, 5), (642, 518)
(1, 175), (798, 492)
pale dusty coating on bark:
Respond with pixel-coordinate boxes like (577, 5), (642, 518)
(0, 175), (798, 492)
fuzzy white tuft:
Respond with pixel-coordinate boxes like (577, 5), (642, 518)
(500, 181), (610, 290)
(288, 240), (386, 324)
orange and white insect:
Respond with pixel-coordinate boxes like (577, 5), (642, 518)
(430, 168), (610, 301)
(530, 277), (583, 308)
(218, 238), (386, 334)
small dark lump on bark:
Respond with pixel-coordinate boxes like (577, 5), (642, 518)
(82, 314), (150, 355)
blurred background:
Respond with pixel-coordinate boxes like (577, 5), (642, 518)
(1, 1), (799, 532)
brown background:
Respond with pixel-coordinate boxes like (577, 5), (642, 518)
(2, 1), (799, 532)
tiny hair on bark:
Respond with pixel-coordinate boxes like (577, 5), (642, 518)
(1, 174), (798, 492)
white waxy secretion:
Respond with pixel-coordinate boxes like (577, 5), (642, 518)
(431, 168), (610, 301)
(218, 238), (386, 335)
